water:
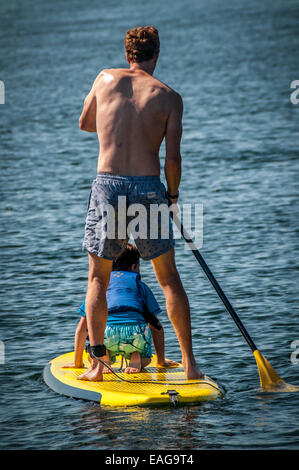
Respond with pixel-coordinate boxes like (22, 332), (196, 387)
(1, 0), (299, 451)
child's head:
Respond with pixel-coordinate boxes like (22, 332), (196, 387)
(112, 243), (140, 272)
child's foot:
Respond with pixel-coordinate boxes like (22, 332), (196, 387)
(125, 365), (141, 373)
(125, 351), (142, 374)
(62, 363), (85, 369)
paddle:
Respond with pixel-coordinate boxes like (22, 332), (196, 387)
(171, 211), (298, 392)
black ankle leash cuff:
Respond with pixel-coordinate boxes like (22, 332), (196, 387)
(90, 344), (106, 359)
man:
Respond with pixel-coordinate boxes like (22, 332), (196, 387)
(78, 25), (203, 381)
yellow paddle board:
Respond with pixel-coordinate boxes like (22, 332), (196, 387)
(43, 351), (224, 407)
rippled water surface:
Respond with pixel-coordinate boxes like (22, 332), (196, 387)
(1, 0), (299, 450)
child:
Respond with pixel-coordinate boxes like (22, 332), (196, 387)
(64, 243), (178, 374)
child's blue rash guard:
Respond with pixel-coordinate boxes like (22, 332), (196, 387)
(78, 270), (161, 325)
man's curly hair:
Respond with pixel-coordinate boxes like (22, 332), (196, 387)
(125, 26), (160, 63)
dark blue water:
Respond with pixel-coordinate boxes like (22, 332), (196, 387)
(1, 0), (299, 450)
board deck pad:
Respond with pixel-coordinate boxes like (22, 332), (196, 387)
(43, 351), (224, 407)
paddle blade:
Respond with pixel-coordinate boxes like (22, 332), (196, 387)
(253, 350), (299, 392)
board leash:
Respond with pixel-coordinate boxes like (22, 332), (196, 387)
(93, 357), (224, 395)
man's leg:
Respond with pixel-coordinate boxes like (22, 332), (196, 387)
(102, 352), (112, 374)
(151, 247), (203, 380)
(78, 252), (112, 381)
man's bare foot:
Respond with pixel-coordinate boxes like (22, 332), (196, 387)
(97, 354), (112, 373)
(77, 361), (103, 381)
(90, 358), (98, 370)
(103, 362), (112, 373)
(183, 360), (204, 380)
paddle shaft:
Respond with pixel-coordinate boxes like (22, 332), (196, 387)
(172, 213), (257, 352)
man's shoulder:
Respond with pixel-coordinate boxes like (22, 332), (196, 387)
(91, 68), (128, 90)
(153, 79), (183, 108)
(152, 77), (181, 97)
(91, 69), (118, 87)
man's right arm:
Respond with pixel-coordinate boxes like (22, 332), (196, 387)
(78, 71), (104, 132)
(79, 90), (97, 132)
(164, 92), (183, 203)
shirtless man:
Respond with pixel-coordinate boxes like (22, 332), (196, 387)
(78, 25), (203, 381)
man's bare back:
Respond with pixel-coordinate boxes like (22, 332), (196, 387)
(79, 66), (183, 178)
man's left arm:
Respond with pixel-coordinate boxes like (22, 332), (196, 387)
(164, 92), (183, 204)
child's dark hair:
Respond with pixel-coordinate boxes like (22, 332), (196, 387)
(112, 243), (140, 270)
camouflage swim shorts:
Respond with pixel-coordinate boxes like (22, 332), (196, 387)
(82, 173), (175, 260)
(104, 323), (152, 363)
